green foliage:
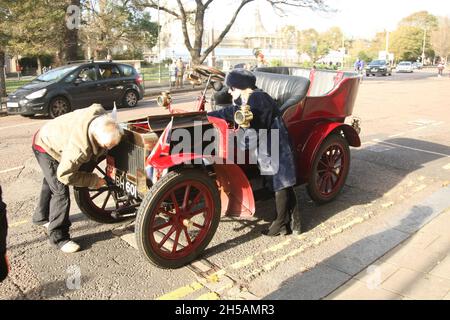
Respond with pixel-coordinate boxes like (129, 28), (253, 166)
(390, 25), (427, 61)
(269, 59), (283, 67)
(399, 11), (439, 31)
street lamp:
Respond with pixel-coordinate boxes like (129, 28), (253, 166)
(421, 27), (427, 65)
(157, 0), (161, 83)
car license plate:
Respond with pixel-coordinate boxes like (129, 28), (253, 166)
(114, 169), (138, 199)
(7, 102), (19, 108)
(371, 68), (377, 72)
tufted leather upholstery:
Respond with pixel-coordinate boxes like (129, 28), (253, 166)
(253, 71), (310, 113)
(212, 70), (310, 114)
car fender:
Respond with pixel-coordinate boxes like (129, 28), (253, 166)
(146, 154), (255, 218)
(300, 122), (361, 180)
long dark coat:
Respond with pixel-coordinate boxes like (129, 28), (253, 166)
(208, 89), (297, 192)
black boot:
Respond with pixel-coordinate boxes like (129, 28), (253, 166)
(262, 189), (292, 237)
(287, 188), (302, 235)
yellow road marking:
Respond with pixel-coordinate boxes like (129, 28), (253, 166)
(0, 166), (25, 175)
(9, 220), (29, 228)
(156, 282), (204, 300)
(413, 184), (427, 193)
(382, 202), (394, 208)
(196, 292), (220, 300)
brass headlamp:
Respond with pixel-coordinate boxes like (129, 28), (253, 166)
(234, 104), (253, 128)
(187, 72), (202, 86)
(157, 91), (172, 108)
(234, 90), (254, 128)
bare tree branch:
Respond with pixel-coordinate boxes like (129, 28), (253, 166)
(200, 0), (254, 62)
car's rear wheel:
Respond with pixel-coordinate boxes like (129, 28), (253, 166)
(49, 97), (71, 118)
(74, 158), (137, 224)
(307, 134), (350, 204)
(135, 169), (221, 269)
(122, 90), (139, 108)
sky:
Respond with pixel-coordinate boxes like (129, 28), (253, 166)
(207, 0), (450, 39)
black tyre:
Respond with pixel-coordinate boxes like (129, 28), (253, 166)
(307, 134), (351, 204)
(122, 90), (139, 108)
(74, 158), (135, 224)
(49, 97), (71, 118)
(135, 169), (221, 269)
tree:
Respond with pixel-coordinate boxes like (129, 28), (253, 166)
(390, 26), (425, 61)
(298, 28), (320, 61)
(0, 0), (72, 73)
(134, 0), (332, 65)
(80, 0), (159, 59)
(431, 17), (450, 63)
(316, 26), (343, 57)
(399, 11), (438, 31)
(0, 4), (9, 98)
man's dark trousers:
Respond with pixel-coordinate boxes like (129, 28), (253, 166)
(32, 147), (71, 247)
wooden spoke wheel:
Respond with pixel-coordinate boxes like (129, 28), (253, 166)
(307, 134), (350, 204)
(135, 169), (221, 269)
(74, 158), (137, 224)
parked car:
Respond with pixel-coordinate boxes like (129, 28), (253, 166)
(412, 62), (423, 70)
(397, 61), (414, 73)
(6, 61), (145, 118)
(366, 60), (392, 77)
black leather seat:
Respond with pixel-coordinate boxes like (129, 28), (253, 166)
(212, 71), (310, 115)
(253, 71), (310, 114)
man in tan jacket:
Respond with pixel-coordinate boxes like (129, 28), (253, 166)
(32, 104), (123, 253)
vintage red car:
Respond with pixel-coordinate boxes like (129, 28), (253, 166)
(74, 66), (362, 269)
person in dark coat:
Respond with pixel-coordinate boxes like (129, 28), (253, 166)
(0, 185), (9, 282)
(208, 69), (302, 236)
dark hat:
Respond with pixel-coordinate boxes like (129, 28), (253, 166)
(225, 68), (257, 90)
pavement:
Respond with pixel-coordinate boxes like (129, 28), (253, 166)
(263, 185), (450, 300)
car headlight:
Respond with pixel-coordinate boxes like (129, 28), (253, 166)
(25, 88), (47, 100)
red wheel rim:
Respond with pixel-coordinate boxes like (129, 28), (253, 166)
(315, 143), (347, 197)
(148, 180), (214, 260)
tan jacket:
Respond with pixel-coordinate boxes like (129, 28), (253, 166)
(35, 104), (107, 188)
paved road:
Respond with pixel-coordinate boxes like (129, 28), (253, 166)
(363, 69), (441, 82)
(0, 72), (449, 300)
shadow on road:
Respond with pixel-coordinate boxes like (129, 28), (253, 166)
(203, 138), (450, 261)
(263, 204), (437, 300)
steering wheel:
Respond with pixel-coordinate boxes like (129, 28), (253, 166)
(193, 65), (225, 81)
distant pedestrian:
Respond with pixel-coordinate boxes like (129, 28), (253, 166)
(176, 58), (185, 88)
(354, 59), (361, 72)
(437, 61), (445, 77)
(169, 61), (177, 89)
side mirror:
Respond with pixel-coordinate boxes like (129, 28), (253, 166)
(74, 78), (83, 85)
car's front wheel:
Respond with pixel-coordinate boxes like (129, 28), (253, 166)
(122, 90), (139, 108)
(135, 169), (221, 269)
(49, 97), (71, 118)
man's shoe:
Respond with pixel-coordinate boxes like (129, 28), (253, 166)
(60, 241), (81, 253)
